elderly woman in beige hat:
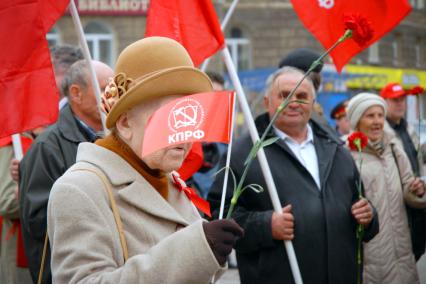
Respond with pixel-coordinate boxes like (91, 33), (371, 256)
(346, 92), (426, 284)
(46, 37), (243, 283)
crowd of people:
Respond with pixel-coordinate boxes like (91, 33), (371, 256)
(0, 37), (425, 284)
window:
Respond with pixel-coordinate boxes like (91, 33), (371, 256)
(410, 0), (425, 9)
(84, 22), (114, 66)
(415, 38), (421, 68)
(392, 34), (399, 66)
(46, 26), (60, 47)
(226, 27), (251, 72)
(368, 42), (380, 64)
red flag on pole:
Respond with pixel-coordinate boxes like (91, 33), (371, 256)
(145, 0), (225, 66)
(142, 91), (234, 157)
(0, 0), (69, 138)
(290, 0), (412, 72)
(177, 142), (204, 181)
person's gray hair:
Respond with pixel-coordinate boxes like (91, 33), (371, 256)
(50, 45), (84, 74)
(60, 60), (89, 97)
(264, 66), (316, 99)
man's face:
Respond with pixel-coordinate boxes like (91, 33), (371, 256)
(386, 96), (406, 123)
(125, 95), (192, 173)
(336, 115), (351, 135)
(264, 73), (315, 132)
(80, 64), (114, 126)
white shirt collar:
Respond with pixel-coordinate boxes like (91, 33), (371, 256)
(273, 124), (314, 145)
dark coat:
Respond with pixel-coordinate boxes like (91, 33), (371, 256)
(19, 105), (93, 284)
(208, 113), (379, 284)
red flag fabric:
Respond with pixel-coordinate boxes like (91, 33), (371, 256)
(177, 142), (204, 181)
(290, 0), (412, 72)
(144, 0), (225, 66)
(0, 0), (69, 138)
(142, 91), (234, 157)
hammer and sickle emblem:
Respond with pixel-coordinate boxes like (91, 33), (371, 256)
(318, 0), (334, 9)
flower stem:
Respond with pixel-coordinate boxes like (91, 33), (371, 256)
(225, 29), (353, 219)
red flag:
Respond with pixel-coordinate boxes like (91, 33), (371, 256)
(142, 91), (234, 157)
(145, 0), (225, 66)
(290, 0), (412, 72)
(0, 0), (69, 138)
(178, 142), (204, 181)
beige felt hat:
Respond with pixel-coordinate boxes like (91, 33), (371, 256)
(102, 37), (213, 129)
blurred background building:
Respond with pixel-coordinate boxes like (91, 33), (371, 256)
(50, 0), (426, 131)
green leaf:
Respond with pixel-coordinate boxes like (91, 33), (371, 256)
(244, 141), (261, 166)
(261, 137), (279, 148)
(241, 183), (264, 194)
(214, 166), (237, 195)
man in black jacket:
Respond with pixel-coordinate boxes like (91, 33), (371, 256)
(208, 67), (379, 284)
(18, 60), (113, 283)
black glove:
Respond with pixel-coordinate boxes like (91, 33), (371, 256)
(202, 219), (244, 265)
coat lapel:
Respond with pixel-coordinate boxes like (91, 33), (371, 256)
(117, 177), (190, 227)
(314, 135), (337, 190)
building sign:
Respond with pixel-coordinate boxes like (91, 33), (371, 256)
(345, 65), (426, 89)
(75, 0), (149, 16)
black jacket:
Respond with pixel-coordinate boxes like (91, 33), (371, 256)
(19, 105), (93, 284)
(208, 113), (379, 284)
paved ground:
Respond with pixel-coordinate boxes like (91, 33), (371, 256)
(217, 254), (426, 284)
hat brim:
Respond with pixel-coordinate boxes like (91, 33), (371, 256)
(106, 66), (213, 128)
(383, 90), (406, 99)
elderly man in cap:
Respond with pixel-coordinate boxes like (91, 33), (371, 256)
(330, 100), (350, 137)
(47, 37), (243, 283)
(208, 66), (379, 284)
(19, 59), (113, 283)
(381, 82), (426, 261)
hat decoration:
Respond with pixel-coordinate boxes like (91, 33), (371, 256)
(101, 73), (133, 115)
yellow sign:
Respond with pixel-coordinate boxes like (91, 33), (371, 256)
(345, 65), (426, 89)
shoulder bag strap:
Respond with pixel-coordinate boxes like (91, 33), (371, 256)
(38, 167), (129, 284)
(390, 144), (404, 191)
(73, 167), (129, 262)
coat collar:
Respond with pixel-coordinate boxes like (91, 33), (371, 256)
(76, 143), (195, 226)
(58, 104), (90, 143)
(255, 112), (340, 189)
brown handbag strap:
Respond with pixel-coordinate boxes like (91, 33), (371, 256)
(37, 167), (129, 284)
(37, 233), (49, 284)
(74, 167), (129, 262)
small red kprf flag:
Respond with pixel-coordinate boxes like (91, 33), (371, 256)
(142, 91), (234, 157)
(144, 0), (225, 66)
(290, 0), (412, 72)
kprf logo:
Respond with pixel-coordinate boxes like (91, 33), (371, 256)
(167, 98), (205, 144)
(318, 0), (334, 9)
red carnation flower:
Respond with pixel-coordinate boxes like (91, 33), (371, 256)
(348, 132), (368, 152)
(343, 13), (374, 47)
(407, 86), (425, 96)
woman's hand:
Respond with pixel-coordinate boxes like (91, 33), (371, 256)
(409, 177), (425, 197)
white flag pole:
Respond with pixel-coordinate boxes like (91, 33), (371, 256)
(12, 134), (24, 160)
(201, 0), (239, 72)
(221, 46), (303, 284)
(69, 0), (107, 134)
(218, 91), (237, 220)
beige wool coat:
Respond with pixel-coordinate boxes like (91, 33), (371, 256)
(47, 142), (224, 284)
(348, 131), (426, 284)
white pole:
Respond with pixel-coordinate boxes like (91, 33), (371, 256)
(222, 47), (303, 284)
(69, 0), (107, 133)
(218, 91), (237, 220)
(12, 134), (23, 160)
(201, 0), (240, 71)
